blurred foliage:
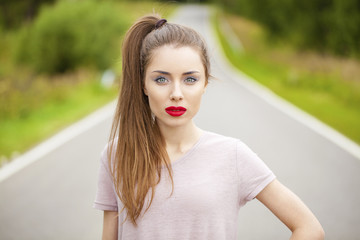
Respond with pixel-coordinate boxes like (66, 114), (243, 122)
(211, 0), (360, 58)
(0, 1), (178, 159)
(0, 0), (178, 120)
(0, 0), (56, 29)
(14, 0), (129, 74)
(0, 70), (118, 159)
(214, 11), (360, 144)
(0, 69), (93, 119)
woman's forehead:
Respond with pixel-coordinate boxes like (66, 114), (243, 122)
(146, 45), (205, 74)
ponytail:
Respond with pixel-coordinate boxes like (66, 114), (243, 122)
(108, 15), (173, 225)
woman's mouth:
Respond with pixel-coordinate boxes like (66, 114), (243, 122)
(165, 106), (187, 117)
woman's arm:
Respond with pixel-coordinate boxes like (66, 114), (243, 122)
(256, 179), (325, 240)
(102, 211), (118, 240)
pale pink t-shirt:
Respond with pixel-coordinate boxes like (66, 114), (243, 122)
(94, 131), (275, 240)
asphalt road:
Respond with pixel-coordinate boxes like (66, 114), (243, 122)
(1, 5), (359, 240)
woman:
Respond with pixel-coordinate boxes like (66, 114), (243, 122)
(94, 15), (324, 240)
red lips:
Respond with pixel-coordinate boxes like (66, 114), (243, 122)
(165, 106), (187, 117)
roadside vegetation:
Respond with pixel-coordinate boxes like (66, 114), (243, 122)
(0, 0), (177, 165)
(213, 9), (360, 145)
(211, 0), (360, 58)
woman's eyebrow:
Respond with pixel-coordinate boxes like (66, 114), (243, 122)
(152, 70), (170, 75)
(183, 71), (199, 75)
(151, 70), (199, 75)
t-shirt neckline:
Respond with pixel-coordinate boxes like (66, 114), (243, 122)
(163, 130), (208, 168)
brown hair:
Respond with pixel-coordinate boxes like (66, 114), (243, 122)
(108, 14), (210, 225)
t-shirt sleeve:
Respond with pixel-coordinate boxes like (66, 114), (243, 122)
(236, 140), (276, 206)
(93, 146), (118, 211)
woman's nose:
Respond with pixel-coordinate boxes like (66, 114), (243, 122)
(170, 83), (183, 101)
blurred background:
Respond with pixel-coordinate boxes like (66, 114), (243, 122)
(1, 0), (359, 165)
(0, 0), (178, 164)
(0, 0), (360, 239)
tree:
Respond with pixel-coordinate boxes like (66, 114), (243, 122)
(0, 0), (56, 29)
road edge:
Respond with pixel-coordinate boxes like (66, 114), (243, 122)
(0, 100), (117, 183)
(209, 7), (360, 160)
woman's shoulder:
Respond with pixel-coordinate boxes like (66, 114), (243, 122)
(99, 137), (119, 168)
(199, 130), (244, 154)
(201, 130), (259, 156)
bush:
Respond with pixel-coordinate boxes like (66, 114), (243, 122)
(215, 0), (360, 58)
(15, 0), (128, 74)
(0, 0), (56, 29)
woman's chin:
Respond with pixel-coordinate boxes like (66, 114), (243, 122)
(156, 117), (193, 129)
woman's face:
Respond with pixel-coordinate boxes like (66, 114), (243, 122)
(144, 45), (207, 129)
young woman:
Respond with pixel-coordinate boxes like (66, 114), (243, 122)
(94, 15), (324, 240)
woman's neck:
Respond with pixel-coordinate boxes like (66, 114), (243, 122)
(158, 121), (203, 155)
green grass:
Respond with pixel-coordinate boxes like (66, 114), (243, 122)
(0, 1), (178, 164)
(212, 10), (360, 145)
(0, 76), (118, 161)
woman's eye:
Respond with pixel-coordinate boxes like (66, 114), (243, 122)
(154, 77), (168, 84)
(185, 77), (198, 84)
